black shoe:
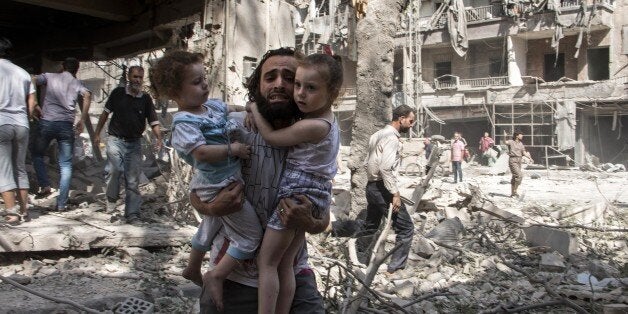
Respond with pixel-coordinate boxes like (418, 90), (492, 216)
(35, 187), (52, 199)
(126, 216), (143, 225)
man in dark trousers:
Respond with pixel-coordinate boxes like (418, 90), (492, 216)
(94, 66), (162, 223)
(362, 104), (416, 273)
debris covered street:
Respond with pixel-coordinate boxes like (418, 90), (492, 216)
(1, 153), (626, 313)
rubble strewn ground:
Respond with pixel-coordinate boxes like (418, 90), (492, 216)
(0, 152), (626, 313)
(317, 164), (627, 313)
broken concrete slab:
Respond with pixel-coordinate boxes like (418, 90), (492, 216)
(539, 252), (566, 272)
(0, 209), (197, 252)
(425, 217), (465, 246)
(549, 202), (609, 224)
(522, 226), (578, 257)
(470, 198), (525, 224)
(603, 304), (628, 314)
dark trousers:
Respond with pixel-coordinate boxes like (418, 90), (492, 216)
(199, 271), (324, 313)
(363, 181), (415, 273)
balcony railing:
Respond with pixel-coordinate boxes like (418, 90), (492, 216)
(435, 75), (509, 89)
(434, 75), (460, 89)
(460, 76), (509, 88)
(465, 5), (502, 23)
(418, 1), (613, 31)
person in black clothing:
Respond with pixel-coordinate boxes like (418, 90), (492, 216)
(94, 66), (162, 223)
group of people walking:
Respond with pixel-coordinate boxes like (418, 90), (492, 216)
(424, 129), (533, 197)
(0, 36), (162, 225)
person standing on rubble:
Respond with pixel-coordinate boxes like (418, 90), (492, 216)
(478, 131), (496, 166)
(32, 57), (91, 211)
(506, 132), (533, 198)
(0, 37), (36, 224)
(94, 66), (162, 224)
(362, 104), (416, 274)
(451, 131), (466, 183)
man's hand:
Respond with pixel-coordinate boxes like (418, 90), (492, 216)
(189, 181), (244, 216)
(74, 121), (84, 135)
(391, 193), (402, 213)
(230, 142), (251, 159)
(30, 106), (42, 121)
(154, 139), (163, 152)
(278, 195), (329, 234)
(244, 102), (258, 132)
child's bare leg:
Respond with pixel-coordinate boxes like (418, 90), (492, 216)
(275, 230), (305, 314)
(257, 228), (294, 314)
(203, 254), (239, 312)
(182, 248), (205, 286)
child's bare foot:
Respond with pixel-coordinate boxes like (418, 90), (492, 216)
(182, 266), (203, 286)
(203, 270), (225, 311)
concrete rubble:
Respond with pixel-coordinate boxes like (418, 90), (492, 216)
(314, 158), (627, 313)
(0, 141), (625, 313)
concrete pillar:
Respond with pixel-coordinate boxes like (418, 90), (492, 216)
(507, 36), (524, 86)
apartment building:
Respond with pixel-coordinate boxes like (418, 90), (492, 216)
(307, 0), (627, 166)
(400, 0), (627, 166)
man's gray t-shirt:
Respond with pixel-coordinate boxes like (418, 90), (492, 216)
(206, 112), (311, 287)
(0, 59), (34, 128)
(35, 72), (89, 122)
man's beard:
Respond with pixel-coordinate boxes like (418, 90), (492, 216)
(129, 83), (142, 94)
(254, 90), (301, 124)
(399, 125), (411, 133)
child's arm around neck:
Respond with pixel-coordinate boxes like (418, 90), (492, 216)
(250, 103), (330, 147)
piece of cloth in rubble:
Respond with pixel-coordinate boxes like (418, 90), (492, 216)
(554, 100), (576, 150)
(447, 0), (468, 57)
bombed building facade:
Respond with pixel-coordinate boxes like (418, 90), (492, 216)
(308, 0), (627, 167)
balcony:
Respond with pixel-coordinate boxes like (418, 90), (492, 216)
(421, 1), (613, 30)
(434, 75), (509, 90)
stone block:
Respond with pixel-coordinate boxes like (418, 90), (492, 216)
(603, 304), (628, 314)
(539, 252), (566, 272)
(472, 200), (525, 224)
(523, 226), (578, 257)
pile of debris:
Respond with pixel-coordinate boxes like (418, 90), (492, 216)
(312, 168), (627, 313)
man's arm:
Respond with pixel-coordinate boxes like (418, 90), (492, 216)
(189, 182), (244, 216)
(378, 137), (401, 212)
(74, 91), (91, 134)
(94, 111), (110, 147)
(150, 123), (163, 151)
(26, 93), (37, 120)
(279, 195), (330, 234)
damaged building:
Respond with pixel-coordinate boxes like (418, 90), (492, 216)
(309, 0), (627, 167)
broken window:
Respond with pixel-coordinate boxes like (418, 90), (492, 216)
(435, 61), (453, 84)
(543, 53), (565, 82)
(587, 47), (609, 81)
(243, 57), (257, 83)
(489, 56), (506, 77)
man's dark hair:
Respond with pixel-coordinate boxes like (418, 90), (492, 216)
(392, 104), (416, 121)
(0, 37), (12, 58)
(245, 47), (302, 102)
(62, 57), (80, 75)
(513, 132), (522, 140)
